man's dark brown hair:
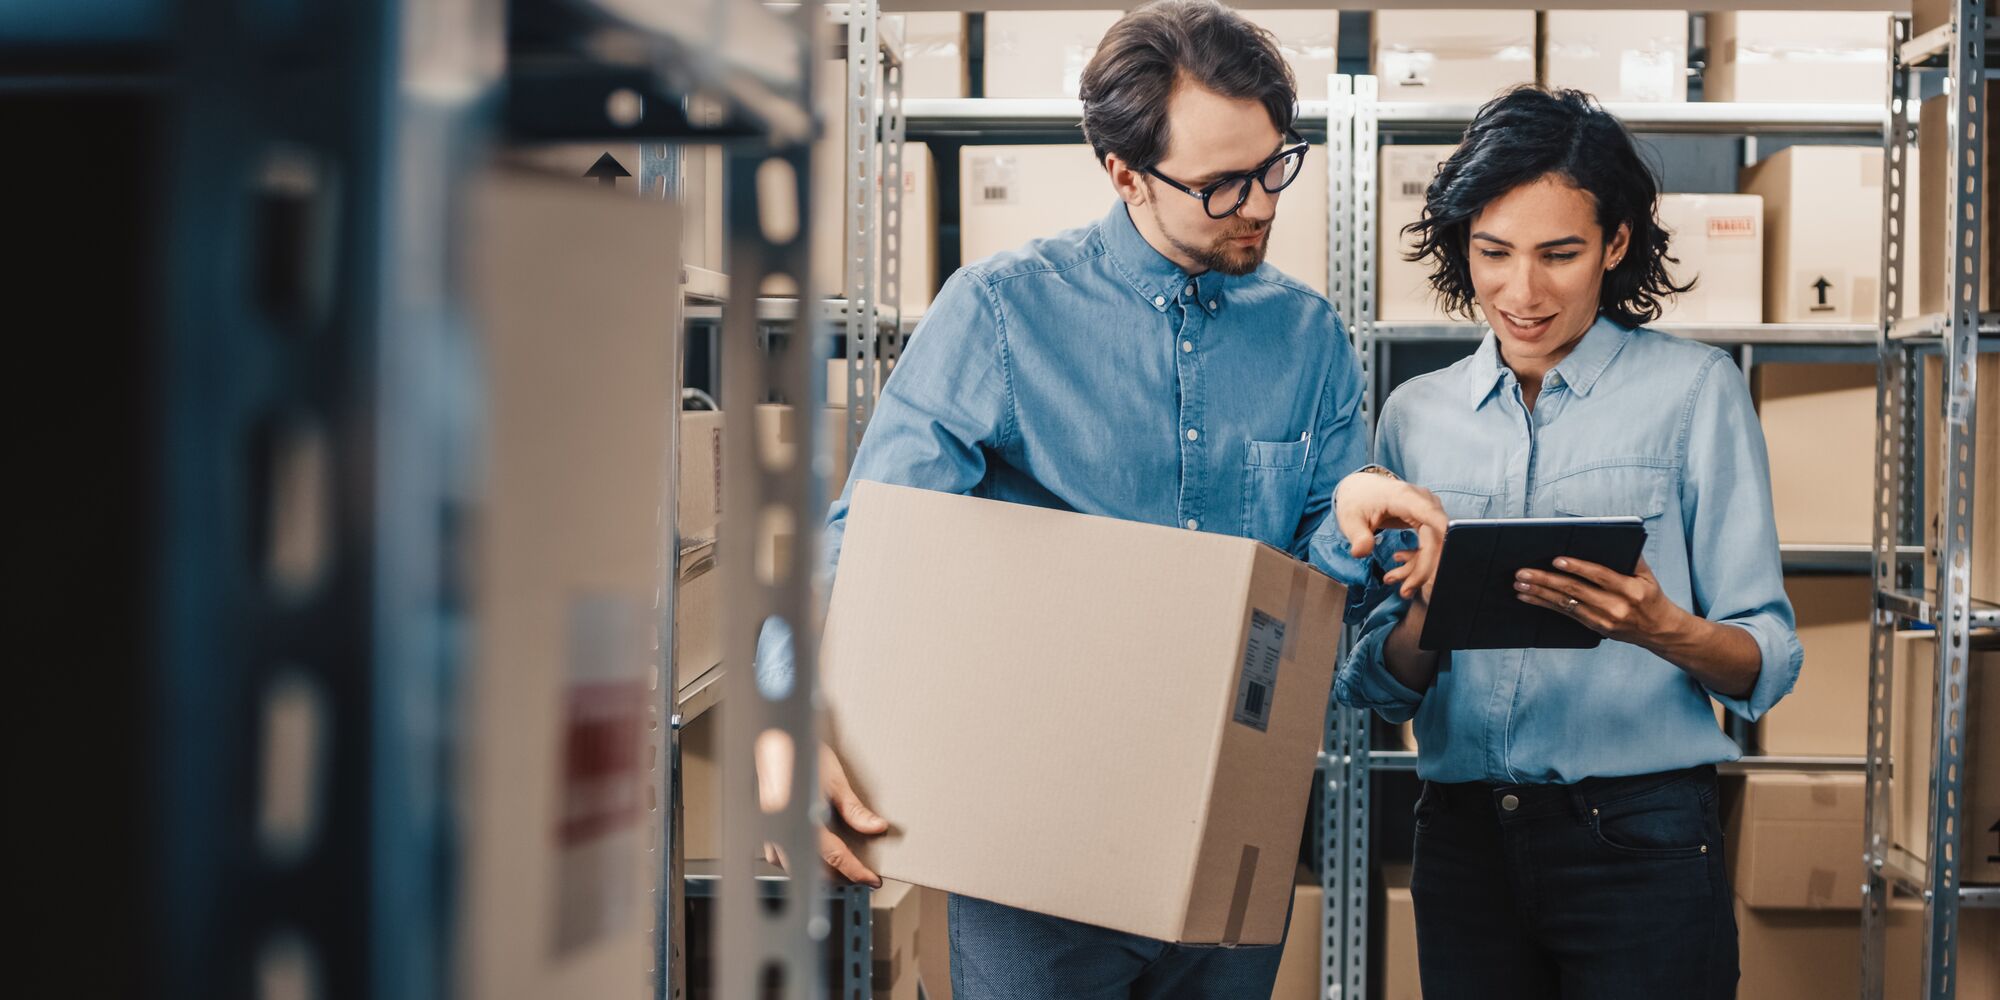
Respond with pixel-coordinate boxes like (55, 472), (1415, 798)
(1078, 0), (1298, 170)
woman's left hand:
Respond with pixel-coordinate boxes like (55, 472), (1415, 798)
(1514, 556), (1688, 650)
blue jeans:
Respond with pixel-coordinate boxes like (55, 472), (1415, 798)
(946, 894), (1289, 1000)
(1410, 764), (1738, 999)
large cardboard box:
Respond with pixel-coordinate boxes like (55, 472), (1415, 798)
(1731, 895), (1989, 1000)
(1653, 193), (1763, 324)
(895, 13), (967, 99)
(1892, 631), (2000, 884)
(822, 483), (1345, 943)
(1383, 864), (1422, 1000)
(1923, 353), (2000, 605)
(1269, 869), (1324, 1000)
(496, 144), (722, 272)
(1918, 86), (1998, 315)
(1759, 575), (1874, 756)
(1727, 772), (1866, 909)
(1741, 145), (1893, 324)
(1373, 11), (1535, 104)
(463, 170), (673, 1000)
(674, 537), (720, 688)
(1378, 145), (1458, 322)
(984, 10), (1339, 101)
(676, 709), (721, 861)
(1541, 11), (1688, 104)
(1705, 12), (1890, 105)
(1753, 363), (1876, 546)
(872, 880), (921, 1000)
(960, 144), (1330, 295)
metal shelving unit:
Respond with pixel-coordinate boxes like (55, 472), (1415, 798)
(1861, 7), (1998, 997)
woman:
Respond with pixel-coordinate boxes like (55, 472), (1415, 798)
(1330, 88), (1802, 999)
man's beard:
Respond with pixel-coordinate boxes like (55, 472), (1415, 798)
(1153, 203), (1271, 276)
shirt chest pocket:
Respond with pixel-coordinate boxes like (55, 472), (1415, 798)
(1242, 437), (1311, 548)
(1431, 486), (1499, 521)
(1549, 464), (1673, 563)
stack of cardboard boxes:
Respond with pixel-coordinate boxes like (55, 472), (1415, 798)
(982, 10), (1338, 101)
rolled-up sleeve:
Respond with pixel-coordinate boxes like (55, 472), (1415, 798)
(755, 268), (1015, 690)
(1682, 356), (1802, 720)
(1317, 402), (1427, 722)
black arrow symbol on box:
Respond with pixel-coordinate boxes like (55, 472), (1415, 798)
(1989, 818), (1998, 864)
(585, 152), (631, 189)
(1812, 276), (1833, 307)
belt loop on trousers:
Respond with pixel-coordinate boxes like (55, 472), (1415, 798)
(1567, 784), (1592, 823)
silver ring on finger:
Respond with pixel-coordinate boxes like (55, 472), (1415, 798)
(1565, 597), (1580, 612)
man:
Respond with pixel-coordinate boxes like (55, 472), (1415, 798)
(773, 2), (1445, 996)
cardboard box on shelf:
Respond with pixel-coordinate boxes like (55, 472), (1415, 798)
(463, 169), (673, 1000)
(959, 144), (1330, 295)
(1915, 0), (1998, 34)
(1752, 363), (1875, 546)
(1922, 353), (2000, 605)
(1383, 864), (1422, 1000)
(1726, 772), (1866, 909)
(1652, 193), (1763, 324)
(493, 144), (723, 272)
(1892, 631), (2000, 884)
(872, 880), (922, 1000)
(1918, 86), (1998, 315)
(822, 482), (1345, 944)
(1541, 11), (1688, 104)
(1704, 12), (1890, 105)
(1269, 869), (1326, 1000)
(1740, 145), (1892, 324)
(677, 709), (720, 861)
(983, 10), (1339, 101)
(916, 887), (952, 1000)
(896, 13), (968, 99)
(1758, 575), (1874, 756)
(679, 410), (724, 544)
(1373, 10), (1535, 104)
(1731, 895), (1993, 1000)
(886, 142), (939, 318)
(1377, 144), (1458, 322)
(673, 538), (720, 689)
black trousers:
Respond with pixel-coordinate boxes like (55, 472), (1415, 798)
(1410, 764), (1739, 999)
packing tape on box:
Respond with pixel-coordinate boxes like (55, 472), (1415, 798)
(1221, 843), (1261, 947)
(1281, 562), (1308, 662)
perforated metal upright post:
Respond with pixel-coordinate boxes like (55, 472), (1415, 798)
(716, 4), (831, 998)
(843, 2), (884, 459)
(877, 22), (908, 392)
(1862, 16), (1917, 997)
(1920, 2), (1986, 996)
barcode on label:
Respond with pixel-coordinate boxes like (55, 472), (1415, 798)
(1232, 609), (1286, 732)
(982, 185), (1009, 202)
(1401, 181), (1425, 197)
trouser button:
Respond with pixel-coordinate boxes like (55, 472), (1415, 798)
(1500, 793), (1520, 812)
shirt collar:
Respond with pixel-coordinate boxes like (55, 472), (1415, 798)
(1097, 200), (1226, 317)
(1466, 314), (1632, 409)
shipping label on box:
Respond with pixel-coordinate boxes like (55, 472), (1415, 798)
(1654, 193), (1764, 324)
(823, 483), (1344, 944)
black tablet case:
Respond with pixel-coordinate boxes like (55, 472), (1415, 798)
(1418, 518), (1648, 652)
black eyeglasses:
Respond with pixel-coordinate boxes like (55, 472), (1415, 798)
(1145, 132), (1310, 220)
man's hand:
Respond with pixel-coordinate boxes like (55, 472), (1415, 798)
(1512, 555), (1687, 650)
(1334, 470), (1449, 600)
(758, 739), (889, 887)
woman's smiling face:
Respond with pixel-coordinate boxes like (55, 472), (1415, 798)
(1466, 174), (1630, 373)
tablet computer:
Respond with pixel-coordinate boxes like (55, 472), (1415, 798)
(1417, 516), (1647, 652)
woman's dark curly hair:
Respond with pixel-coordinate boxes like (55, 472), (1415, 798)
(1404, 86), (1692, 327)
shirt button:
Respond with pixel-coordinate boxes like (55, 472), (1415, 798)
(1500, 793), (1520, 812)
(1207, 300), (1217, 310)
(1153, 294), (1165, 307)
(1186, 519), (1200, 530)
(1181, 340), (1194, 353)
(1186, 428), (1199, 442)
